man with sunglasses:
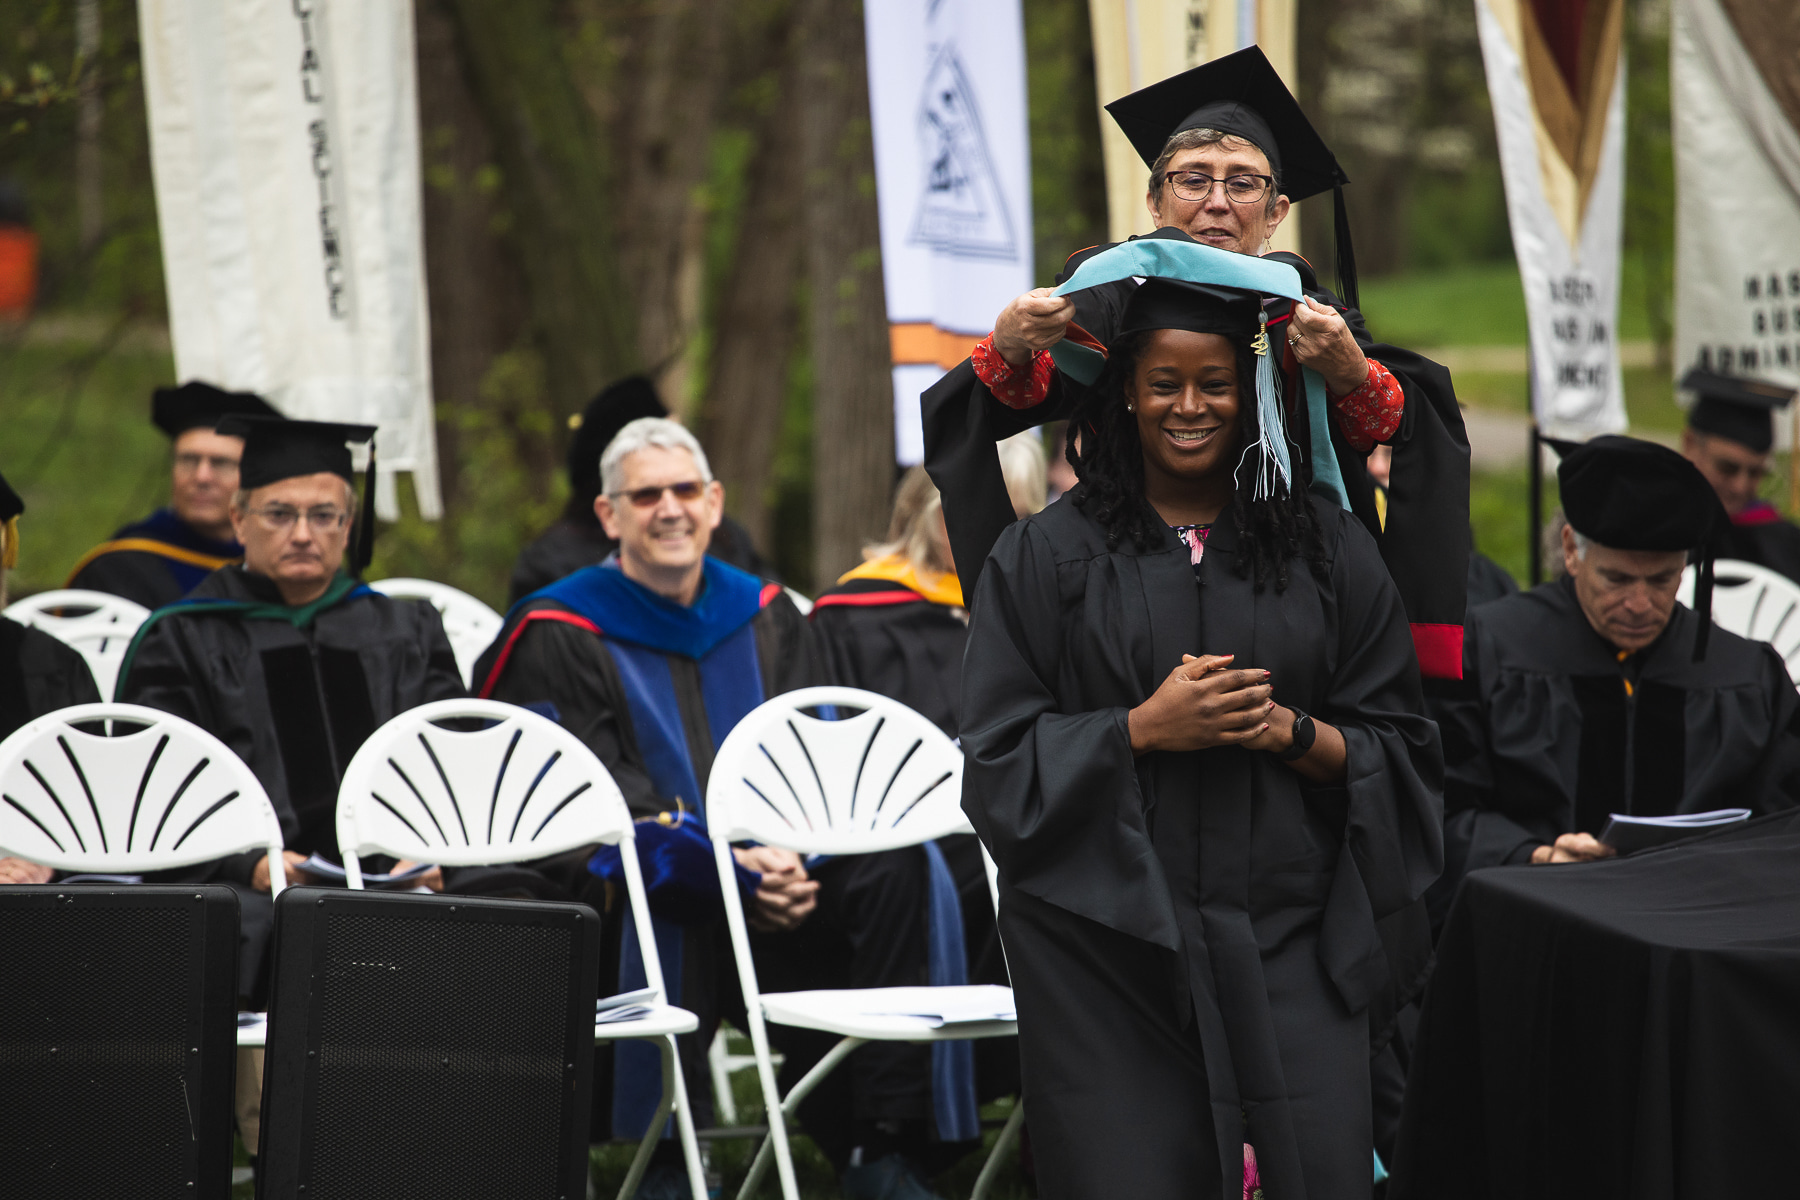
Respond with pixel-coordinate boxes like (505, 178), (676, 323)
(66, 381), (281, 609)
(476, 417), (820, 1199)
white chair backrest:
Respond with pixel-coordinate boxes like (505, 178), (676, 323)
(706, 686), (969, 856)
(367, 578), (504, 687)
(0, 702), (286, 888)
(3, 589), (150, 698)
(1679, 559), (1800, 682)
(337, 698), (632, 870)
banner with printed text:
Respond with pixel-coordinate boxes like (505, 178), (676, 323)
(1475, 0), (1629, 438)
(1673, 0), (1800, 399)
(864, 0), (1035, 465)
(137, 0), (440, 518)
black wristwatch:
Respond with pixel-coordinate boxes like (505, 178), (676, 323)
(1279, 708), (1316, 762)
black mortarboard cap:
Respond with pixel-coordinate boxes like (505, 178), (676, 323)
(1104, 46), (1359, 310)
(0, 468), (21, 523)
(151, 381), (282, 438)
(216, 415), (379, 573)
(1551, 434), (1727, 659)
(1681, 367), (1795, 455)
(1115, 277), (1263, 346)
(567, 375), (667, 494)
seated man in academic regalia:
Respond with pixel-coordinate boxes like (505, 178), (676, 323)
(66, 382), (280, 609)
(1679, 367), (1800, 583)
(507, 375), (773, 605)
(115, 416), (466, 896)
(1438, 436), (1800, 897)
(0, 467), (103, 885)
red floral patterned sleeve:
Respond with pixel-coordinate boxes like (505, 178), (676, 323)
(1329, 358), (1404, 454)
(971, 333), (1055, 409)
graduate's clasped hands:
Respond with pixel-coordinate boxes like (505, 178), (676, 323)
(1127, 652), (1277, 756)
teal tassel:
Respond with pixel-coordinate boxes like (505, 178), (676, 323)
(1237, 319), (1292, 501)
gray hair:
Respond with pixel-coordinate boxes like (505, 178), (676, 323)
(1149, 128), (1284, 218)
(600, 417), (713, 495)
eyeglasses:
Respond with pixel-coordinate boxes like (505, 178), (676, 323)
(174, 453), (241, 475)
(246, 505), (350, 533)
(610, 481), (707, 508)
(1159, 171), (1274, 205)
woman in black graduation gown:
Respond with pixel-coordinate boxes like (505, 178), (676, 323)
(961, 268), (1442, 1200)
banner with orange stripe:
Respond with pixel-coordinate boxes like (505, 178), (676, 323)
(863, 0), (1035, 464)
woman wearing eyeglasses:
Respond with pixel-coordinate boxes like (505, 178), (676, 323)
(924, 46), (1468, 1185)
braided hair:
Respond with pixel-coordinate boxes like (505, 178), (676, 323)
(1066, 328), (1327, 592)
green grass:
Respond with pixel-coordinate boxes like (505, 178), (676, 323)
(1359, 255), (1665, 349)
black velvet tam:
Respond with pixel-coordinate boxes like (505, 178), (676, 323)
(1682, 367), (1795, 454)
(1552, 434), (1725, 552)
(151, 380), (280, 438)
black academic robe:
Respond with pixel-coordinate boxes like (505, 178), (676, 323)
(508, 514), (775, 606)
(0, 617), (102, 740)
(923, 237), (1471, 679)
(961, 488), (1443, 1200)
(1439, 576), (1800, 881)
(810, 578), (969, 737)
(117, 566), (466, 881)
(67, 508), (241, 609)
(1715, 511), (1800, 585)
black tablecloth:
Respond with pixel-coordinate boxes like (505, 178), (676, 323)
(1391, 810), (1800, 1199)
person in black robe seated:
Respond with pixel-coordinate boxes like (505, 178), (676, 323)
(961, 258), (1443, 1200)
(115, 416), (466, 894)
(1438, 436), (1800, 890)
(1679, 366), (1800, 582)
(66, 381), (280, 609)
(924, 46), (1469, 687)
(0, 468), (103, 884)
(508, 375), (772, 605)
(788, 437), (1042, 1199)
(473, 417), (818, 1200)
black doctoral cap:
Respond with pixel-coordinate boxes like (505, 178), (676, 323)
(1104, 45), (1359, 311)
(567, 375), (667, 495)
(1550, 434), (1727, 659)
(151, 380), (282, 438)
(0, 468), (22, 523)
(1681, 367), (1796, 455)
(216, 415), (379, 572)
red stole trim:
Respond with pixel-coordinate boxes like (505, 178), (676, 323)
(759, 582), (783, 607)
(477, 609), (601, 698)
(809, 589), (927, 614)
(1411, 622), (1464, 681)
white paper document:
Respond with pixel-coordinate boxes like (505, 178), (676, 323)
(854, 985), (1016, 1027)
(595, 987), (660, 1024)
(1599, 809), (1751, 854)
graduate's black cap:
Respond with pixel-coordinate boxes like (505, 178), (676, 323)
(567, 375), (667, 493)
(1116, 277), (1262, 345)
(216, 415), (379, 572)
(0, 468), (22, 523)
(151, 381), (281, 438)
(1681, 367), (1796, 455)
(1550, 434), (1727, 659)
(1104, 46), (1358, 309)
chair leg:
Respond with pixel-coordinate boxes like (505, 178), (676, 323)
(737, 1034), (866, 1200)
(667, 1036), (708, 1200)
(616, 1037), (681, 1200)
(708, 1028), (739, 1126)
(969, 1098), (1025, 1200)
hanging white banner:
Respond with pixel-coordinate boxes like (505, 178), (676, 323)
(1673, 0), (1800, 394)
(864, 0), (1035, 466)
(137, 0), (440, 519)
(1475, 0), (1628, 439)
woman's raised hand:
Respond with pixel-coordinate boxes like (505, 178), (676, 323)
(1127, 653), (1274, 756)
(1287, 295), (1369, 397)
(993, 287), (1078, 366)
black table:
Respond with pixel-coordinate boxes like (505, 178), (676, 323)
(1391, 810), (1800, 1199)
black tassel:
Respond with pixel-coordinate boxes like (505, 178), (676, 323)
(1332, 183), (1360, 313)
(353, 434), (377, 576)
(1692, 550), (1714, 661)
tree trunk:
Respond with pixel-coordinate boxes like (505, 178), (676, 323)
(798, 0), (893, 589)
(697, 10), (804, 552)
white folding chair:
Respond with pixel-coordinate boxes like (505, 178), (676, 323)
(706, 686), (1022, 1200)
(0, 702), (288, 1048)
(367, 577), (504, 687)
(1679, 558), (1800, 682)
(2, 589), (150, 698)
(336, 698), (706, 1200)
